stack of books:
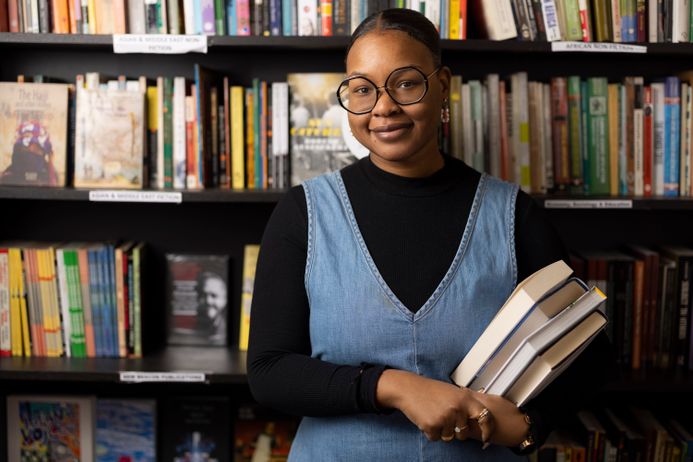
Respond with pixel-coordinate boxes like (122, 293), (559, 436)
(452, 260), (607, 406)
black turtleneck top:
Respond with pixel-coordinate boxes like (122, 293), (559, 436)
(247, 154), (609, 447)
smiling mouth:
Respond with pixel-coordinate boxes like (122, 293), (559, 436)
(370, 122), (414, 133)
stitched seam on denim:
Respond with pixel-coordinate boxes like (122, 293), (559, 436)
(508, 182), (519, 288)
(302, 181), (315, 307)
(414, 173), (488, 323)
(333, 171), (414, 322)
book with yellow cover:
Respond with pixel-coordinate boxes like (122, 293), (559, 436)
(0, 82), (69, 187)
(239, 245), (260, 351)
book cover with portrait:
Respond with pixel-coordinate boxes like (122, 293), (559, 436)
(166, 254), (230, 346)
(74, 87), (145, 189)
(287, 73), (365, 185)
(161, 396), (230, 462)
(6, 395), (95, 462)
(0, 82), (69, 187)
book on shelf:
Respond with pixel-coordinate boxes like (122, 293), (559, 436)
(239, 244), (259, 351)
(160, 396), (231, 462)
(73, 78), (146, 189)
(287, 73), (361, 185)
(7, 394), (95, 462)
(166, 253), (230, 347)
(0, 82), (69, 187)
(95, 398), (156, 462)
(451, 260), (608, 406)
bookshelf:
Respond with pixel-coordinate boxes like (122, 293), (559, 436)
(2, 30), (693, 460)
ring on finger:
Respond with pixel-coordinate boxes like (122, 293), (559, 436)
(454, 424), (468, 433)
(441, 434), (454, 442)
(473, 408), (491, 424)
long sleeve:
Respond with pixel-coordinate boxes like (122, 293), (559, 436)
(246, 186), (385, 416)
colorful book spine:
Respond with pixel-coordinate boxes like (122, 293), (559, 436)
(643, 85), (654, 196)
(55, 249), (72, 357)
(87, 248), (104, 357)
(132, 243), (143, 358)
(0, 249), (10, 357)
(633, 77), (645, 196)
(214, 0), (225, 33)
(231, 86), (245, 189)
(567, 76), (583, 193)
(201, 0), (215, 34)
(77, 248), (95, 357)
(163, 77), (174, 189)
(664, 76), (681, 196)
(64, 249), (86, 358)
(282, 0), (292, 35)
(269, 0), (281, 35)
(580, 80), (590, 193)
(173, 77), (187, 190)
(587, 77), (611, 195)
(253, 78), (262, 189)
(236, 0), (250, 35)
(652, 82), (666, 196)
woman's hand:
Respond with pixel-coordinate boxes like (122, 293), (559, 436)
(471, 391), (530, 447)
(376, 369), (495, 444)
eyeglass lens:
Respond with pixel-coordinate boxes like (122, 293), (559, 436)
(338, 67), (428, 114)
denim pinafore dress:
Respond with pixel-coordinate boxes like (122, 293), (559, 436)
(289, 170), (525, 461)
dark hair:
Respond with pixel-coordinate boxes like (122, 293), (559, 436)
(346, 8), (441, 66)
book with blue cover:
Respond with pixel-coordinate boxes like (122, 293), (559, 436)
(95, 398), (156, 462)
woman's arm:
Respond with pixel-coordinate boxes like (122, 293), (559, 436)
(246, 186), (386, 416)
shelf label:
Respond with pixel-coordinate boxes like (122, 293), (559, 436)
(89, 190), (182, 204)
(544, 199), (633, 209)
(113, 34), (208, 54)
(119, 371), (207, 383)
(551, 42), (647, 54)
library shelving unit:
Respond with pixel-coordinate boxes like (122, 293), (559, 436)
(2, 32), (693, 458)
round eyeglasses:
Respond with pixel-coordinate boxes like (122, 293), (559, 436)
(336, 66), (441, 115)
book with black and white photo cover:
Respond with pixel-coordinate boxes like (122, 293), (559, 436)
(0, 82), (69, 187)
(74, 86), (145, 189)
(161, 396), (230, 462)
(287, 73), (363, 185)
(166, 254), (229, 346)
(7, 395), (95, 462)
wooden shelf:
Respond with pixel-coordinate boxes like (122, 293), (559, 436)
(604, 368), (693, 393)
(0, 346), (248, 384)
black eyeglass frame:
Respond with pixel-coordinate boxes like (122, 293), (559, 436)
(336, 65), (442, 115)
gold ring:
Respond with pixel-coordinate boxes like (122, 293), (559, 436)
(441, 434), (454, 442)
(474, 408), (490, 424)
(454, 425), (468, 433)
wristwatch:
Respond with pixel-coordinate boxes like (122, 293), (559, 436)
(517, 412), (536, 452)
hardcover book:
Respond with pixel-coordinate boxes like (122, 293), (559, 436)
(7, 395), (95, 462)
(95, 398), (156, 462)
(161, 396), (230, 462)
(287, 73), (360, 185)
(0, 82), (69, 187)
(74, 87), (146, 189)
(166, 254), (229, 346)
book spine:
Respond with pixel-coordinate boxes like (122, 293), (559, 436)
(636, 0), (647, 41)
(87, 250), (102, 357)
(65, 251), (86, 358)
(320, 0), (332, 35)
(127, 0), (146, 33)
(269, 0), (281, 34)
(253, 79), (262, 188)
(185, 95), (196, 189)
(608, 84), (620, 195)
(76, 250), (94, 357)
(613, 0), (624, 42)
(133, 246), (142, 358)
(210, 86), (220, 186)
(0, 250), (9, 357)
(676, 257), (691, 369)
(551, 77), (570, 190)
(222, 78), (231, 188)
(624, 77), (635, 195)
(567, 76), (584, 193)
(588, 78), (610, 195)
(634, 77), (645, 196)
(183, 0), (194, 32)
(114, 248), (126, 358)
(581, 80), (590, 194)
(231, 86), (245, 189)
(245, 88), (254, 187)
(643, 85), (654, 197)
(214, 0), (225, 33)
(55, 250), (71, 358)
(163, 77), (174, 189)
(664, 76), (681, 196)
(106, 247), (119, 358)
(236, 0), (250, 34)
(681, 83), (692, 197)
(540, 0), (561, 40)
(563, 0), (583, 39)
(297, 0), (317, 35)
(201, 0), (216, 34)
(592, 0), (611, 41)
(173, 76), (187, 189)
(282, 0), (292, 35)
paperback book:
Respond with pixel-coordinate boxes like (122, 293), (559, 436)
(0, 82), (69, 187)
(166, 254), (230, 346)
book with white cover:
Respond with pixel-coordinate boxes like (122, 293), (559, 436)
(483, 288), (607, 404)
(468, 277), (588, 391)
(451, 260), (573, 387)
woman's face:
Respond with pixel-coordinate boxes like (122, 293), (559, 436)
(345, 30), (450, 169)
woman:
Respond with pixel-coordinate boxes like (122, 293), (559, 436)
(248, 8), (608, 461)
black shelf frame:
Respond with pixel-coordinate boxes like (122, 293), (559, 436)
(0, 347), (248, 384)
(3, 32), (693, 55)
(6, 186), (693, 208)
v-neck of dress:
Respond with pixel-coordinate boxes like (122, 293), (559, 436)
(333, 170), (488, 322)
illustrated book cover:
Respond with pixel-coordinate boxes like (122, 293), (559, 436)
(7, 394), (95, 462)
(74, 87), (145, 189)
(0, 82), (69, 187)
